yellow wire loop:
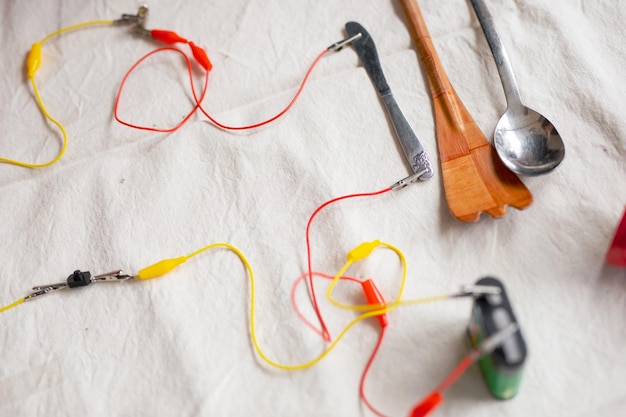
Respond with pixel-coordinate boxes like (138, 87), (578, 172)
(0, 78), (69, 168)
(0, 240), (449, 372)
(326, 241), (409, 313)
(143, 241), (408, 371)
(0, 19), (114, 169)
(326, 242), (455, 312)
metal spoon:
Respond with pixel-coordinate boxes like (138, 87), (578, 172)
(470, 0), (565, 176)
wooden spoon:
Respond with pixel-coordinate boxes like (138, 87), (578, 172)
(398, 0), (532, 222)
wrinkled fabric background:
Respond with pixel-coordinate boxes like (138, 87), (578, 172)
(1, 1), (625, 416)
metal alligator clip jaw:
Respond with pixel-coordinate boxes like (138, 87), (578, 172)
(26, 270), (133, 301)
(115, 5), (149, 26)
(91, 270), (134, 284)
(454, 284), (502, 298)
(327, 33), (363, 52)
(26, 282), (68, 300)
(391, 167), (430, 190)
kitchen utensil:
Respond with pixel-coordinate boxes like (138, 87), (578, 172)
(399, 0), (533, 221)
(470, 0), (565, 176)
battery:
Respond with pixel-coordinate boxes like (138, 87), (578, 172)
(467, 277), (527, 400)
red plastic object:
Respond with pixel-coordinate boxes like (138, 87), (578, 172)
(361, 279), (388, 328)
(409, 392), (443, 417)
(606, 208), (626, 267)
(151, 29), (188, 44)
(189, 41), (212, 72)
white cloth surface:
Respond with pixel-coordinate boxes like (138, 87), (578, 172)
(1, 0), (625, 416)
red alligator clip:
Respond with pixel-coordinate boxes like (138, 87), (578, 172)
(188, 41), (212, 72)
(150, 29), (188, 44)
(361, 279), (388, 328)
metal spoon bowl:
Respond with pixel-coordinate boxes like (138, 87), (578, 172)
(494, 105), (565, 176)
(471, 0), (565, 176)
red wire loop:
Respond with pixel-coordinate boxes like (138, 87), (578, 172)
(290, 271), (361, 335)
(191, 49), (328, 130)
(114, 47), (209, 133)
(304, 187), (392, 341)
(115, 45), (328, 133)
(117, 40), (399, 417)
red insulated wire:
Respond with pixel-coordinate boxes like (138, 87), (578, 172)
(434, 354), (474, 393)
(408, 354), (474, 417)
(191, 49), (328, 130)
(360, 326), (388, 417)
(290, 272), (361, 337)
(115, 46), (328, 133)
(304, 187), (393, 342)
(114, 47), (210, 133)
(290, 272), (391, 417)
(117, 43), (393, 343)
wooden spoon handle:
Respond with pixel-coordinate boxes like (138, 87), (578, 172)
(398, 0), (452, 99)
(399, 0), (478, 158)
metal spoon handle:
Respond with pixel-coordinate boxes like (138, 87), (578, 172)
(470, 0), (522, 107)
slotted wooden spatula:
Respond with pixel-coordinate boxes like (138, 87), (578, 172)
(399, 0), (532, 222)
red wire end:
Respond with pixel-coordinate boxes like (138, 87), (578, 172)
(408, 392), (443, 417)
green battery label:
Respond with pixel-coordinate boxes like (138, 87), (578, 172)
(468, 277), (527, 400)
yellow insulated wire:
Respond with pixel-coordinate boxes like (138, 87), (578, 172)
(251, 242), (407, 371)
(0, 19), (114, 168)
(0, 78), (69, 168)
(1, 240), (445, 371)
(327, 270), (452, 312)
(0, 240), (452, 372)
(325, 241), (409, 313)
(38, 20), (115, 45)
(0, 298), (25, 314)
(397, 294), (451, 306)
(136, 241), (408, 371)
(324, 241), (454, 312)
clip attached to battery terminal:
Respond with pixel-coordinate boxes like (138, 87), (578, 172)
(468, 277), (527, 400)
(406, 277), (526, 417)
(408, 322), (520, 417)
